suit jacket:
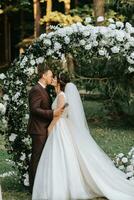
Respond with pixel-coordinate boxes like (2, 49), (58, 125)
(27, 83), (53, 136)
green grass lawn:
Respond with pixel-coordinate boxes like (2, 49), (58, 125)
(0, 100), (134, 200)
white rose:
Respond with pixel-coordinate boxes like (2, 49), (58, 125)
(126, 165), (134, 172)
(111, 46), (120, 54)
(119, 165), (125, 170)
(64, 36), (70, 44)
(109, 24), (116, 30)
(43, 38), (51, 46)
(0, 103), (6, 114)
(39, 33), (46, 40)
(122, 157), (128, 163)
(85, 44), (92, 50)
(0, 73), (6, 80)
(98, 49), (106, 56)
(9, 133), (17, 142)
(79, 39), (86, 46)
(47, 49), (54, 56)
(85, 17), (92, 24)
(54, 42), (62, 51)
(23, 173), (29, 186)
(25, 114), (29, 120)
(92, 41), (98, 47)
(26, 67), (35, 76)
(116, 21), (124, 29)
(20, 153), (26, 161)
(30, 60), (36, 66)
(108, 18), (115, 23)
(118, 153), (124, 158)
(127, 57), (134, 65)
(128, 66), (134, 73)
(3, 94), (9, 101)
(36, 57), (44, 64)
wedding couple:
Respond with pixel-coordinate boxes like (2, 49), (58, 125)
(27, 63), (134, 200)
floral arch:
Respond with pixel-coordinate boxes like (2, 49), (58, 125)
(0, 21), (134, 185)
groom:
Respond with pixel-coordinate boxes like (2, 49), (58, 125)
(27, 63), (63, 193)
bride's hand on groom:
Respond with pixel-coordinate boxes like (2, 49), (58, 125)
(53, 107), (64, 117)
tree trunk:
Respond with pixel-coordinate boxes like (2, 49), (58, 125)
(46, 0), (52, 32)
(33, 0), (41, 38)
(64, 0), (70, 14)
(93, 0), (105, 25)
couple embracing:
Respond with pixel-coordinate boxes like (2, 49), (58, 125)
(27, 63), (134, 200)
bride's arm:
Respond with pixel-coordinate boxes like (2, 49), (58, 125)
(48, 94), (65, 135)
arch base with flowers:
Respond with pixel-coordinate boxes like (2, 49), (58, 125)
(0, 21), (134, 186)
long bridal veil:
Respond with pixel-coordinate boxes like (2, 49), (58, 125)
(65, 82), (134, 199)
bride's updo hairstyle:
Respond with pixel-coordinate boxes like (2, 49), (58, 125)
(57, 72), (70, 91)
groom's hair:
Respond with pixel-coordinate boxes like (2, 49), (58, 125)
(37, 63), (51, 78)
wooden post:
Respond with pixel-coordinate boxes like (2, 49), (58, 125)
(46, 0), (52, 32)
(33, 0), (41, 38)
(93, 0), (105, 25)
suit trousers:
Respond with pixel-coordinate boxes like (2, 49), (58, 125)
(29, 134), (47, 193)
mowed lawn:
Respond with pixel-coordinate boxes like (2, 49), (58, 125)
(0, 100), (134, 200)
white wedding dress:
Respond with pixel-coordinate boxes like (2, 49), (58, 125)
(32, 83), (134, 200)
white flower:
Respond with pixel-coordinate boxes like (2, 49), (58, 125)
(92, 41), (98, 47)
(126, 165), (134, 172)
(116, 21), (124, 29)
(3, 94), (9, 101)
(85, 17), (92, 24)
(25, 114), (29, 120)
(36, 57), (44, 64)
(128, 67), (134, 73)
(108, 18), (115, 23)
(12, 92), (20, 101)
(98, 49), (106, 56)
(47, 49), (54, 56)
(119, 165), (125, 170)
(20, 153), (26, 161)
(122, 157), (128, 163)
(109, 24), (116, 30)
(24, 67), (35, 76)
(127, 57), (134, 65)
(97, 16), (104, 22)
(130, 52), (134, 59)
(83, 30), (90, 37)
(23, 172), (29, 186)
(54, 42), (62, 51)
(43, 38), (51, 46)
(118, 153), (124, 158)
(64, 36), (70, 44)
(0, 73), (6, 80)
(85, 44), (92, 50)
(30, 59), (36, 66)
(9, 133), (17, 142)
(15, 80), (23, 85)
(116, 30), (125, 42)
(0, 103), (6, 114)
(79, 39), (86, 46)
(111, 46), (120, 54)
(39, 33), (46, 40)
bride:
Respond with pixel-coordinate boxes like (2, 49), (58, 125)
(32, 72), (134, 200)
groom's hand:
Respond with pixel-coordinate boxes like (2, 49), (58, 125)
(53, 107), (64, 117)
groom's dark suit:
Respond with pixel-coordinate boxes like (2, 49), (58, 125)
(27, 83), (53, 192)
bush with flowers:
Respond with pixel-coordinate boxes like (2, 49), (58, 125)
(114, 146), (134, 181)
(0, 20), (134, 186)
